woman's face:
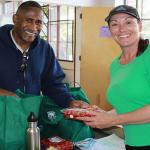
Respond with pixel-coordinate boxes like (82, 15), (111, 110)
(109, 13), (142, 49)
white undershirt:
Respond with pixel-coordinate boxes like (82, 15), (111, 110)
(10, 30), (29, 53)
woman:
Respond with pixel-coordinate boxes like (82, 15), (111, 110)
(77, 5), (150, 150)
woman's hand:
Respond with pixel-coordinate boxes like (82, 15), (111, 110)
(76, 110), (118, 129)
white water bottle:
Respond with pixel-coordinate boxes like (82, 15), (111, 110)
(27, 112), (40, 150)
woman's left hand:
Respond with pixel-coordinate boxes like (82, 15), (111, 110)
(76, 110), (117, 129)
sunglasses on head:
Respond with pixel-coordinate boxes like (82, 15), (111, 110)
(20, 52), (29, 72)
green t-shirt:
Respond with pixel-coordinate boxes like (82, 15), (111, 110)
(107, 45), (150, 146)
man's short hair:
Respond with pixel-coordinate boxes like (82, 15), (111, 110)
(16, 1), (42, 14)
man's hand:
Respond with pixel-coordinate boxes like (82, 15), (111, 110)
(69, 100), (90, 109)
(0, 89), (16, 96)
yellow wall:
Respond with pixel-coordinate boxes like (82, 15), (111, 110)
(80, 7), (120, 110)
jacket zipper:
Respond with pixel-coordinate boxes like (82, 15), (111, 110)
(23, 71), (26, 93)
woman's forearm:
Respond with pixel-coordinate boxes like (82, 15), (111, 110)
(114, 105), (150, 125)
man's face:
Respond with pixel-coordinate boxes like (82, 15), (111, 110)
(13, 7), (43, 45)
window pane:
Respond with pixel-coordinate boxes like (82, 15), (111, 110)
(141, 20), (150, 40)
(68, 22), (73, 42)
(115, 0), (124, 6)
(60, 6), (67, 20)
(137, 0), (142, 18)
(40, 31), (48, 40)
(5, 2), (19, 14)
(67, 43), (73, 61)
(59, 42), (67, 60)
(141, 0), (150, 18)
(68, 7), (75, 20)
(42, 6), (49, 21)
(51, 42), (57, 55)
(60, 22), (67, 41)
(50, 6), (57, 21)
(125, 0), (136, 7)
(50, 23), (57, 41)
(59, 42), (73, 61)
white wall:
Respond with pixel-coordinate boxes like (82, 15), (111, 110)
(35, 0), (115, 7)
(0, 3), (2, 14)
(75, 7), (82, 84)
(1, 0), (115, 7)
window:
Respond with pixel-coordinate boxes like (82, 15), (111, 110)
(4, 1), (20, 14)
(0, 1), (20, 26)
(47, 5), (75, 61)
(40, 5), (49, 41)
(116, 0), (150, 40)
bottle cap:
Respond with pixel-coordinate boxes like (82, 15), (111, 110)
(27, 112), (37, 122)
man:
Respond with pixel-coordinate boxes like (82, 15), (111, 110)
(0, 1), (87, 108)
